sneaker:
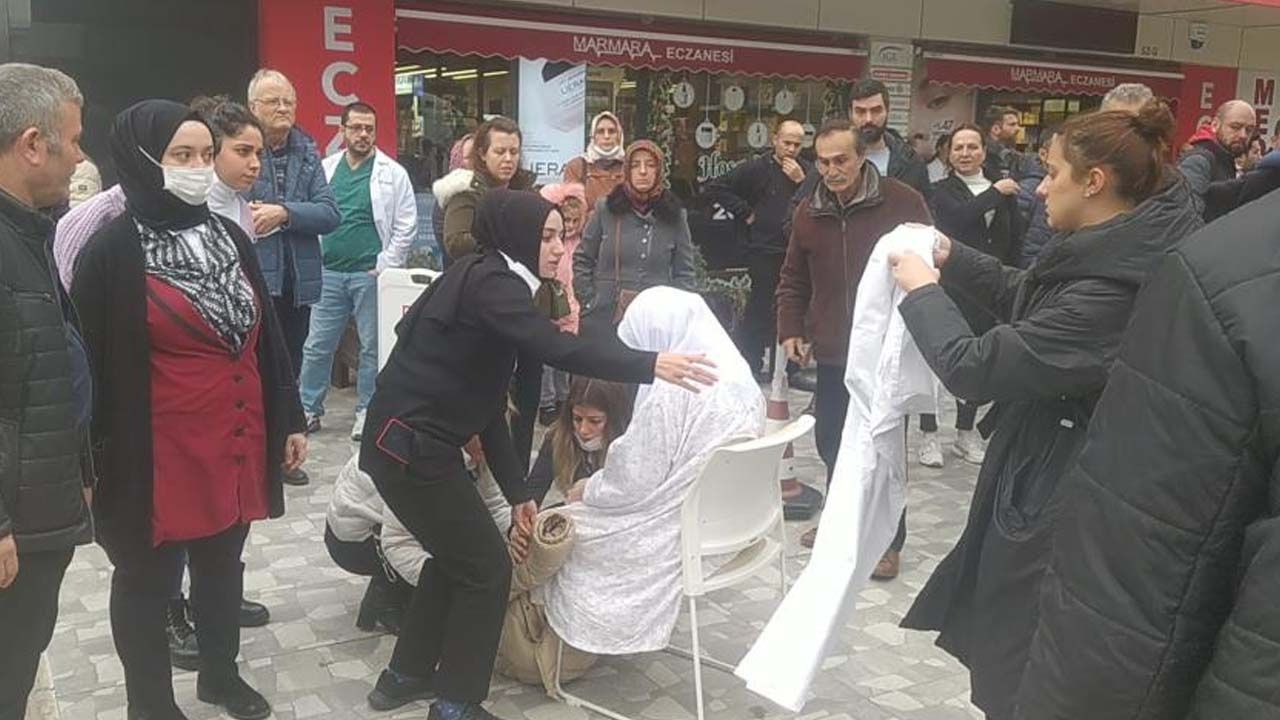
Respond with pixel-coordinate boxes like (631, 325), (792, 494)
(918, 432), (944, 468)
(351, 409), (367, 441)
(953, 429), (987, 465)
(368, 669), (435, 711)
(166, 598), (200, 672)
(196, 674), (271, 720)
(304, 412), (321, 435)
(871, 549), (901, 581)
(427, 700), (501, 720)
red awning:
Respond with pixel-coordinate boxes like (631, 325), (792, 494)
(924, 53), (1183, 98)
(396, 7), (865, 81)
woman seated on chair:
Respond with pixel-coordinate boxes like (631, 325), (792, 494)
(537, 286), (765, 655)
(524, 377), (635, 509)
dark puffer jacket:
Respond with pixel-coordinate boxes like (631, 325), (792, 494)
(1014, 188), (1280, 720)
(897, 173), (1203, 719)
(0, 189), (93, 552)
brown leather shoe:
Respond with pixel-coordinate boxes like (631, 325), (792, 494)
(871, 549), (900, 581)
(800, 527), (817, 548)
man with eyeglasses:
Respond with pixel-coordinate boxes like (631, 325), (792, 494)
(247, 68), (340, 486)
(300, 101), (416, 443)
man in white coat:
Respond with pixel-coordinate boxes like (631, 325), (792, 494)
(298, 101), (417, 441)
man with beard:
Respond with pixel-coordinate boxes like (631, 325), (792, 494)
(1178, 99), (1271, 221)
(787, 80), (930, 235)
(299, 101), (416, 442)
(983, 105), (1023, 180)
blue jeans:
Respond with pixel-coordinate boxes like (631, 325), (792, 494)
(299, 268), (379, 415)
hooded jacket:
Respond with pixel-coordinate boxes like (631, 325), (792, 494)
(437, 167), (536, 260)
(897, 173), (1203, 719)
(776, 164), (931, 367)
(1013, 187), (1280, 720)
(1176, 130), (1280, 221)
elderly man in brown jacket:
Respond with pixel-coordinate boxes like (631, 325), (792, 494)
(777, 118), (931, 564)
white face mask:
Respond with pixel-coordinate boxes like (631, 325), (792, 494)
(575, 434), (604, 453)
(140, 146), (216, 206)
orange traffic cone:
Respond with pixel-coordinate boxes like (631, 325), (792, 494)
(770, 344), (822, 521)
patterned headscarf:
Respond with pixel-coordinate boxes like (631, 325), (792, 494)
(622, 140), (666, 213)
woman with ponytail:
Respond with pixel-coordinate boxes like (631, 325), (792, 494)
(885, 101), (1203, 720)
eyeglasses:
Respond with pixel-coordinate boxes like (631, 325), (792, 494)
(255, 97), (296, 109)
(344, 123), (375, 134)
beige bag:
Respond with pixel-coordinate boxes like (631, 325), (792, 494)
(495, 509), (599, 695)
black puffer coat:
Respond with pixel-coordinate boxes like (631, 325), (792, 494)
(897, 173), (1203, 718)
(1014, 189), (1280, 720)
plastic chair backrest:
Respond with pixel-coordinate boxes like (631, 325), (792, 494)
(680, 415), (815, 593)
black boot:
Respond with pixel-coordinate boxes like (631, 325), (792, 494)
(196, 674), (271, 720)
(166, 598), (200, 672)
(356, 573), (406, 634)
(367, 668), (435, 711)
(238, 598), (270, 628)
(427, 700), (502, 720)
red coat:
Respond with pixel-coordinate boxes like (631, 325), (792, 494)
(146, 277), (268, 545)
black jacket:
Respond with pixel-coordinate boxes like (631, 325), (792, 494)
(1178, 138), (1280, 222)
(0, 190), (93, 552)
(1014, 189), (1280, 720)
(362, 251), (655, 505)
(984, 138), (1023, 181)
(705, 151), (810, 255)
(72, 214), (305, 560)
(930, 172), (1025, 333)
(898, 174), (1203, 719)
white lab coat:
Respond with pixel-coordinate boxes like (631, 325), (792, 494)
(321, 148), (418, 272)
(736, 224), (943, 712)
(542, 287), (765, 655)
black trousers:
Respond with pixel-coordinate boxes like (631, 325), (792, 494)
(0, 547), (73, 720)
(273, 292), (311, 380)
(106, 524), (249, 713)
(737, 252), (785, 374)
(371, 440), (511, 703)
(815, 364), (908, 553)
(919, 401), (979, 433)
(510, 353), (542, 474)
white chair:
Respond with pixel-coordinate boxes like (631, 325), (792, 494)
(554, 414), (816, 720)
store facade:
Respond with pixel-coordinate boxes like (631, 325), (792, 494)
(912, 49), (1186, 150)
(392, 1), (867, 199)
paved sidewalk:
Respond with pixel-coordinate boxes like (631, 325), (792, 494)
(47, 387), (983, 720)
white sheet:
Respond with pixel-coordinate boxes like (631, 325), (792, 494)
(735, 224), (943, 711)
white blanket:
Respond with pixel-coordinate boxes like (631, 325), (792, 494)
(543, 287), (765, 655)
(736, 224), (943, 711)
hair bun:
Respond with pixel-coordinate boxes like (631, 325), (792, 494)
(1131, 100), (1175, 145)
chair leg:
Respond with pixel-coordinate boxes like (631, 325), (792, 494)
(554, 639), (639, 720)
(777, 523), (789, 595)
(689, 595), (706, 720)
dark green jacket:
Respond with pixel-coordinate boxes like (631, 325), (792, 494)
(0, 189), (92, 552)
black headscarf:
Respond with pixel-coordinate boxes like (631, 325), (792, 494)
(417, 189), (561, 331)
(109, 99), (212, 231)
(472, 188), (556, 274)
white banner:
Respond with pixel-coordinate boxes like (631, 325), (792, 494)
(518, 58), (587, 183)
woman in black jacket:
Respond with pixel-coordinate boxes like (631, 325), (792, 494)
(887, 102), (1203, 720)
(73, 100), (307, 720)
(922, 124), (1025, 468)
(359, 189), (714, 720)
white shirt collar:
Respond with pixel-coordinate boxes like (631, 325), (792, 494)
(500, 251), (541, 296)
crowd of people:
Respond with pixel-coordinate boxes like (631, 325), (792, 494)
(2, 55), (1280, 720)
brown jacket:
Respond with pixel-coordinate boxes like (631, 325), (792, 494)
(776, 166), (931, 367)
(564, 156), (625, 213)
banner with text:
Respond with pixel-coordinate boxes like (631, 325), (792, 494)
(518, 58), (587, 183)
(1178, 64), (1239, 146)
(1238, 70), (1277, 139)
(258, 0), (395, 157)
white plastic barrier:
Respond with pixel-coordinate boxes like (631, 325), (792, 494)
(377, 267), (440, 370)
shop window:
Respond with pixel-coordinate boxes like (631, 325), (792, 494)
(979, 91), (1100, 151)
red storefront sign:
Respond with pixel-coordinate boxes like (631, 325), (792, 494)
(258, 0), (396, 156)
(925, 53), (1183, 98)
(395, 6), (865, 80)
(1177, 64), (1239, 146)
